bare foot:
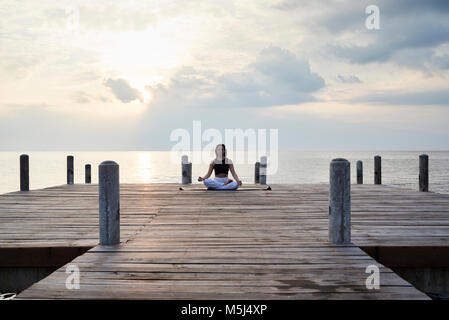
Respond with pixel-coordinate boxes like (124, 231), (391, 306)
(224, 179), (233, 186)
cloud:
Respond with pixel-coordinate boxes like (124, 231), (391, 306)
(77, 3), (157, 31)
(337, 74), (362, 84)
(146, 46), (325, 108)
(432, 54), (449, 69)
(251, 46), (325, 92)
(43, 2), (157, 32)
(331, 20), (449, 65)
(305, 0), (449, 70)
(318, 0), (449, 34)
(72, 91), (90, 104)
(2, 0), (449, 151)
(72, 91), (113, 104)
(351, 89), (449, 106)
(104, 78), (143, 103)
(385, 0), (449, 15)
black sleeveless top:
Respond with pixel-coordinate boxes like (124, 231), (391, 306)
(213, 161), (229, 175)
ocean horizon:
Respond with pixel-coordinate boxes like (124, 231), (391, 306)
(1, 150), (448, 195)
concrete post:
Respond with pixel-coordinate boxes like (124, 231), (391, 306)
(85, 164), (91, 184)
(254, 162), (260, 184)
(374, 156), (382, 185)
(20, 154), (29, 191)
(259, 156), (267, 185)
(99, 161), (120, 245)
(357, 161), (363, 184)
(181, 155), (192, 185)
(419, 154), (429, 192)
(67, 155), (74, 185)
(329, 158), (351, 244)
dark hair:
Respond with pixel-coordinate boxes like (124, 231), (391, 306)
(215, 144), (226, 164)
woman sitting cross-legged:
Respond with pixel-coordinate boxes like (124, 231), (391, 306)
(198, 144), (242, 190)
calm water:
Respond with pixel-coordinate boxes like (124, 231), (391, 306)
(1, 151), (449, 195)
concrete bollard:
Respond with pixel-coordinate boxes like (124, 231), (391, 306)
(254, 162), (260, 184)
(357, 161), (363, 184)
(259, 156), (267, 185)
(20, 154), (29, 191)
(99, 161), (120, 245)
(374, 156), (382, 185)
(67, 155), (74, 185)
(85, 164), (91, 184)
(329, 158), (351, 244)
(419, 154), (429, 192)
(181, 155), (192, 185)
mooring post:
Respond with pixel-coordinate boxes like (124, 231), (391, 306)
(374, 155), (382, 185)
(357, 160), (363, 184)
(254, 162), (260, 184)
(67, 155), (74, 185)
(85, 164), (91, 184)
(181, 155), (192, 185)
(329, 158), (351, 244)
(259, 156), (267, 185)
(419, 154), (429, 192)
(20, 154), (29, 191)
(99, 161), (120, 245)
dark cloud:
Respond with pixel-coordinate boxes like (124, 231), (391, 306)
(321, 0), (449, 32)
(251, 46), (324, 92)
(146, 46), (325, 108)
(104, 78), (143, 103)
(385, 0), (449, 15)
(331, 18), (449, 65)
(281, 0), (449, 69)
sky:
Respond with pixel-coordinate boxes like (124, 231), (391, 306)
(1, 0), (449, 151)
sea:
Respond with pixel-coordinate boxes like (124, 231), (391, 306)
(1, 151), (448, 195)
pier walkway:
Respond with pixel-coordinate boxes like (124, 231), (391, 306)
(1, 184), (448, 299)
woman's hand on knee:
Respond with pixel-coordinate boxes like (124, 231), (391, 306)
(198, 176), (204, 182)
(237, 180), (242, 186)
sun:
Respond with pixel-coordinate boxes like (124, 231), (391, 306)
(142, 87), (152, 103)
(98, 19), (197, 79)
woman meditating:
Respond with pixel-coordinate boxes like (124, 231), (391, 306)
(198, 144), (242, 190)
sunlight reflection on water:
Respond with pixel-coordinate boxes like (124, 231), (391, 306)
(0, 151), (448, 195)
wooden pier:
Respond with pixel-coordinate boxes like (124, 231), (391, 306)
(1, 183), (449, 299)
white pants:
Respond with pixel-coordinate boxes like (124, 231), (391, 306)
(204, 177), (238, 190)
